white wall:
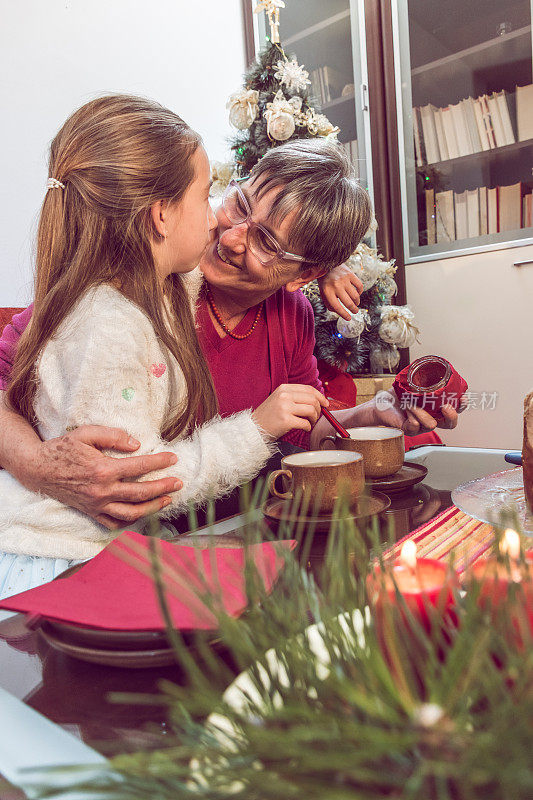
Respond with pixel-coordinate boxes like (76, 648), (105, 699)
(0, 0), (245, 306)
(406, 243), (533, 450)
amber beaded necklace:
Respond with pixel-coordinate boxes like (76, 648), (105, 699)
(205, 286), (264, 341)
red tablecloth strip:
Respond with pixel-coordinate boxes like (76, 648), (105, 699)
(386, 506), (495, 574)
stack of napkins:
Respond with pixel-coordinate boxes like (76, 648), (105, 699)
(0, 531), (295, 631)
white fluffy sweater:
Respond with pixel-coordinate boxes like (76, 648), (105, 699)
(0, 276), (273, 560)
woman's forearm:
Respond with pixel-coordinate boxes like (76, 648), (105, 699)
(0, 392), (42, 485)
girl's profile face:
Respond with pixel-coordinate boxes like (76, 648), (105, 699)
(153, 147), (217, 278)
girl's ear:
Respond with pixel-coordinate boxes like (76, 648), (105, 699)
(150, 200), (167, 239)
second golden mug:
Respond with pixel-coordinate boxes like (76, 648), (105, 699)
(320, 426), (405, 479)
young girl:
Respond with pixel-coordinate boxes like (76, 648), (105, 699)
(0, 94), (323, 600)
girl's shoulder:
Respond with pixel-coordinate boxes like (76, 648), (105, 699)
(55, 284), (156, 345)
(181, 267), (204, 310)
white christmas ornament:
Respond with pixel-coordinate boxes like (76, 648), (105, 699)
(254, 0), (285, 10)
(344, 251), (379, 292)
(336, 309), (370, 339)
(314, 113), (339, 138)
(305, 108), (339, 138)
(254, 0), (285, 42)
(227, 89), (259, 130)
(210, 161), (236, 198)
(268, 111), (295, 141)
(370, 343), (400, 373)
(341, 242), (397, 294)
(274, 58), (311, 93)
(379, 305), (419, 349)
(376, 270), (398, 303)
(264, 89), (297, 141)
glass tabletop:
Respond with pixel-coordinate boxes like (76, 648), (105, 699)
(0, 477), (452, 758)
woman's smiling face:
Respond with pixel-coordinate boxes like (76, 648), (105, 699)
(199, 177), (317, 304)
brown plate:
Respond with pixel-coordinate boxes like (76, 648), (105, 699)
(262, 491), (391, 532)
(38, 623), (177, 668)
(42, 619), (171, 651)
(366, 463), (428, 494)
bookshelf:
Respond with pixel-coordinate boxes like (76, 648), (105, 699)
(393, 0), (533, 262)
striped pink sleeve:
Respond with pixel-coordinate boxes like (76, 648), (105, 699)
(0, 304), (33, 390)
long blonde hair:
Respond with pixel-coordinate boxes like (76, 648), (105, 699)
(7, 94), (218, 439)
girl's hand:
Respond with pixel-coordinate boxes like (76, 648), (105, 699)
(252, 384), (329, 439)
(317, 264), (364, 321)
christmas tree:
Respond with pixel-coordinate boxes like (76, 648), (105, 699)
(217, 0), (419, 376)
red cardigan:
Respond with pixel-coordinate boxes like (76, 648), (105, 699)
(0, 296), (440, 451)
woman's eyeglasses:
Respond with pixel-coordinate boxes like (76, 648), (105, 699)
(221, 180), (307, 266)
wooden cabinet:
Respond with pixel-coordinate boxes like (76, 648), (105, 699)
(244, 0), (533, 271)
(243, 0), (533, 447)
(393, 0), (533, 263)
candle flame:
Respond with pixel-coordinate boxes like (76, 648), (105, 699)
(400, 540), (417, 571)
(500, 528), (521, 561)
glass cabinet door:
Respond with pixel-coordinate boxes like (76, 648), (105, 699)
(392, 0), (533, 262)
(252, 0), (373, 202)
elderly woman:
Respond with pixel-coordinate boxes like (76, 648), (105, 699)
(0, 140), (457, 528)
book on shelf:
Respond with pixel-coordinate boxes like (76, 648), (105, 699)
(434, 108), (449, 161)
(450, 102), (473, 157)
(425, 188), (436, 244)
(435, 190), (455, 242)
(466, 189), (480, 238)
(487, 187), (498, 234)
(420, 104), (441, 163)
(516, 84), (533, 142)
(455, 188), (481, 240)
(421, 183), (532, 245)
(486, 93), (507, 148)
(496, 90), (516, 145)
(309, 65), (347, 105)
(413, 85), (528, 165)
(478, 94), (497, 148)
(461, 98), (482, 154)
(473, 98), (491, 151)
(523, 194), (532, 229)
(413, 107), (425, 166)
(454, 191), (468, 240)
(498, 182), (522, 232)
(323, 65), (344, 100)
(440, 106), (460, 160)
(479, 187), (488, 236)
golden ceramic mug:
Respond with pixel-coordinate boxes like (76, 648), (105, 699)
(268, 450), (365, 514)
(320, 426), (405, 479)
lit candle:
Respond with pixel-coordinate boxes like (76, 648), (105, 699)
(468, 529), (533, 649)
(367, 542), (458, 635)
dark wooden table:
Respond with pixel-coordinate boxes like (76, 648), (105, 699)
(0, 478), (452, 761)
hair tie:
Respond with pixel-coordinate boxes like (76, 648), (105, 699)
(46, 178), (65, 191)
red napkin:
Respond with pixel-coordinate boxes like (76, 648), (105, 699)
(0, 532), (296, 631)
(393, 355), (468, 421)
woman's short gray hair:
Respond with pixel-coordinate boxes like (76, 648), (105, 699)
(249, 139), (372, 273)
